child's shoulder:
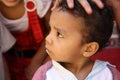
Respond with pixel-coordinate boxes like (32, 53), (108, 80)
(32, 60), (52, 80)
(107, 64), (120, 80)
(97, 60), (120, 79)
(87, 60), (120, 80)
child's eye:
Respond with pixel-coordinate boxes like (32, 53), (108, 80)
(57, 32), (63, 38)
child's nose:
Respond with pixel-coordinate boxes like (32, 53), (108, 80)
(45, 33), (53, 45)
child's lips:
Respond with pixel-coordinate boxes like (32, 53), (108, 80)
(46, 44), (52, 54)
(46, 49), (50, 54)
(46, 46), (52, 55)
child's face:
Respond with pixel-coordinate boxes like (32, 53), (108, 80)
(0, 0), (22, 7)
(46, 9), (86, 63)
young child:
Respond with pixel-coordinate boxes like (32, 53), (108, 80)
(33, 0), (120, 80)
(55, 0), (120, 71)
(0, 0), (52, 80)
(0, 22), (16, 80)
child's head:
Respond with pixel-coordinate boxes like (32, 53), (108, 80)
(46, 0), (113, 62)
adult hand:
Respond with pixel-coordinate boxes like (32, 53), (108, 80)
(25, 64), (36, 80)
(106, 0), (120, 29)
(52, 0), (104, 14)
(52, 0), (120, 29)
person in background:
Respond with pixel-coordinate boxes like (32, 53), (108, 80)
(0, 22), (16, 80)
(33, 0), (120, 80)
(0, 0), (52, 80)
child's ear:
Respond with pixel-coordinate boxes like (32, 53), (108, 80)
(82, 42), (99, 57)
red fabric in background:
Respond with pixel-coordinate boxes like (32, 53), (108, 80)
(91, 48), (120, 71)
(4, 54), (31, 80)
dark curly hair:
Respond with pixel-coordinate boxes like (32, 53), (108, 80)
(58, 0), (114, 51)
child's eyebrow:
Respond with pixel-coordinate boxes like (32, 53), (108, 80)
(54, 26), (67, 33)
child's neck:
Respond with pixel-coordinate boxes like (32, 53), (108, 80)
(0, 0), (25, 20)
(60, 59), (94, 80)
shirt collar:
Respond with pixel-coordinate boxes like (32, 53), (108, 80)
(52, 60), (78, 80)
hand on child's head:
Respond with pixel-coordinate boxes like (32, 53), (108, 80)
(52, 0), (104, 14)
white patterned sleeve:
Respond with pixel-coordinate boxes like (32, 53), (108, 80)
(0, 22), (16, 53)
(36, 0), (52, 18)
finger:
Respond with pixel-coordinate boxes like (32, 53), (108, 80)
(51, 0), (61, 11)
(92, 0), (104, 9)
(67, 0), (74, 8)
(78, 0), (92, 14)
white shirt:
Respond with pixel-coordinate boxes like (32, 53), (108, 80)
(46, 60), (113, 80)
